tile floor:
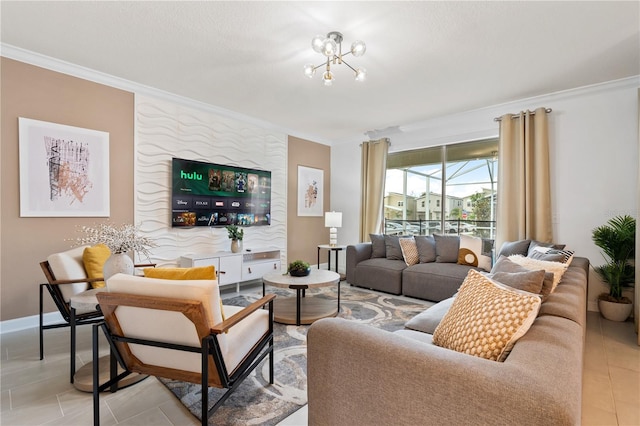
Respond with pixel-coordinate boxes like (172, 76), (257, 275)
(1, 296), (638, 425)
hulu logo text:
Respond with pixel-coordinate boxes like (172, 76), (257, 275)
(181, 170), (203, 180)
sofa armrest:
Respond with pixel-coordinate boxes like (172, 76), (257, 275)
(307, 317), (582, 426)
(346, 243), (372, 284)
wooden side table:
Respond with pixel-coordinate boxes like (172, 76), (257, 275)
(317, 244), (347, 274)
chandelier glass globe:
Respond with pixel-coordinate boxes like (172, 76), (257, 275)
(311, 35), (325, 53)
(322, 70), (334, 86)
(321, 38), (338, 57)
(355, 68), (367, 82)
(303, 64), (316, 78)
(351, 40), (366, 57)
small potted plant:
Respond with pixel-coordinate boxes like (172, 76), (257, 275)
(287, 260), (311, 277)
(592, 215), (635, 321)
(225, 225), (244, 253)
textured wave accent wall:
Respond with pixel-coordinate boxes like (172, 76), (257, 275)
(135, 94), (287, 266)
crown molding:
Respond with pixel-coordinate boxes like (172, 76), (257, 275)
(1, 43), (334, 146)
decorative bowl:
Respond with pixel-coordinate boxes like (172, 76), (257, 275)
(289, 267), (311, 277)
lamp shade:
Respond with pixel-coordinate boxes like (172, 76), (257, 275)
(325, 211), (342, 228)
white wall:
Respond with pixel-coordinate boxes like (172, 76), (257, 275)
(135, 94), (288, 266)
(332, 77), (639, 311)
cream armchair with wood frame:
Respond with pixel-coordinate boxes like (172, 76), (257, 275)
(92, 273), (276, 426)
(40, 246), (154, 383)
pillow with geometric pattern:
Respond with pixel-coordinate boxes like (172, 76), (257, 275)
(433, 269), (541, 362)
(399, 236), (419, 266)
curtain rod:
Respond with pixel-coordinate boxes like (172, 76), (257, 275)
(494, 108), (552, 122)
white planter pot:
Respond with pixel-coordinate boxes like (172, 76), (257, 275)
(103, 252), (134, 280)
(598, 299), (633, 322)
(231, 239), (243, 253)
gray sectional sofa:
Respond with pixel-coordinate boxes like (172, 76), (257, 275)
(346, 234), (488, 301)
(308, 255), (589, 426)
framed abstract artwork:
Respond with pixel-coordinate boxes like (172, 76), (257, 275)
(297, 165), (323, 217)
(19, 117), (110, 217)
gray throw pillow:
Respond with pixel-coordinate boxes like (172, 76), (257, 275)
(384, 235), (404, 260)
(491, 270), (545, 294)
(528, 251), (565, 263)
(433, 234), (460, 263)
(497, 240), (531, 258)
(369, 234), (386, 258)
(415, 235), (436, 263)
(491, 255), (554, 298)
(527, 240), (566, 257)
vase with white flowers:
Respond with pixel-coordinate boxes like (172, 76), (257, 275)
(74, 222), (156, 279)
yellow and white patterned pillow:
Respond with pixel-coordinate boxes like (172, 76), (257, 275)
(433, 269), (541, 362)
(399, 236), (419, 266)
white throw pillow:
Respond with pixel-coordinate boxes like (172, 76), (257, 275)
(507, 255), (568, 293)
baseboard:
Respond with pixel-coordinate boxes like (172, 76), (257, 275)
(0, 311), (63, 335)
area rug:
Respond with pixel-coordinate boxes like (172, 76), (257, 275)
(160, 284), (434, 425)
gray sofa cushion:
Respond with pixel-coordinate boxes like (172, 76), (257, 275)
(415, 235), (436, 263)
(393, 329), (434, 344)
(370, 234), (386, 258)
(354, 258), (406, 295)
(491, 256), (554, 298)
(384, 235), (404, 260)
(433, 234), (460, 263)
(497, 239), (531, 257)
(491, 270), (545, 294)
(402, 262), (477, 301)
(404, 296), (455, 334)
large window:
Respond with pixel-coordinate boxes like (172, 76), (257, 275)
(384, 139), (498, 239)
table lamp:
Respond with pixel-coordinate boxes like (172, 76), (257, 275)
(325, 211), (342, 246)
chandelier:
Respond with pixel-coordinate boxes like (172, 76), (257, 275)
(303, 31), (367, 86)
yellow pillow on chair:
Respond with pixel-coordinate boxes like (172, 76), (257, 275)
(142, 266), (224, 320)
(82, 244), (111, 288)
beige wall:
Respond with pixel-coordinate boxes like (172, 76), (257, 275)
(287, 136), (331, 268)
(0, 58), (135, 321)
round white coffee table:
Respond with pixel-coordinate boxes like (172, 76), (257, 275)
(262, 269), (341, 325)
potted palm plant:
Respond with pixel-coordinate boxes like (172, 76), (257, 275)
(225, 225), (244, 253)
(592, 215), (635, 321)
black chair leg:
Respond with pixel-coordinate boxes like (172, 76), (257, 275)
(269, 339), (274, 384)
(70, 307), (76, 383)
(39, 284), (44, 360)
(93, 324), (100, 426)
(201, 338), (209, 426)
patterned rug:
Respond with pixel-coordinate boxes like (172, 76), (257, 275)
(160, 283), (434, 425)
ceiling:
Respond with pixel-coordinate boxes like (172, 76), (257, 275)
(1, 1), (639, 145)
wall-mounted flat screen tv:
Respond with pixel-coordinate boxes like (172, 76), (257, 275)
(171, 157), (271, 227)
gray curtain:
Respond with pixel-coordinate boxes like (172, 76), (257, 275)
(359, 138), (390, 242)
(496, 108), (552, 250)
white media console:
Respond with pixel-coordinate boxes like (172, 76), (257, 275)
(179, 247), (281, 292)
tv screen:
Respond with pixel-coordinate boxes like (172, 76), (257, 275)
(171, 157), (271, 227)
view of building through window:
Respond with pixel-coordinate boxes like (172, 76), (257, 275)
(384, 139), (498, 239)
